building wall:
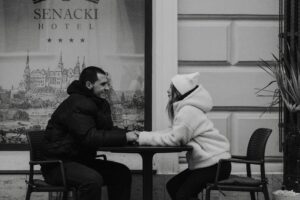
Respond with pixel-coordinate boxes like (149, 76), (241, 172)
(0, 0), (281, 174)
(0, 1), (283, 199)
(177, 0), (282, 174)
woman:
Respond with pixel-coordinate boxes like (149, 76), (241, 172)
(136, 72), (231, 200)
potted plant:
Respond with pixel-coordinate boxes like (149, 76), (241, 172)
(257, 44), (300, 113)
(257, 42), (300, 196)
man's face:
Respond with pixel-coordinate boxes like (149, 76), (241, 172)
(91, 73), (109, 99)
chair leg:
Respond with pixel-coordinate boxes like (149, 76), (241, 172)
(205, 188), (211, 200)
(200, 190), (204, 200)
(250, 191), (256, 200)
(63, 191), (69, 200)
(72, 189), (77, 200)
(25, 188), (31, 200)
(263, 186), (270, 200)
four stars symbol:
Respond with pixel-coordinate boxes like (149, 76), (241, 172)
(46, 38), (86, 43)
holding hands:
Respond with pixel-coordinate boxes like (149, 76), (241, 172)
(126, 130), (140, 144)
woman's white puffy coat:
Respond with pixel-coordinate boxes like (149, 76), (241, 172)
(138, 85), (230, 170)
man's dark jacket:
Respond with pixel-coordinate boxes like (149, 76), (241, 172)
(42, 80), (127, 161)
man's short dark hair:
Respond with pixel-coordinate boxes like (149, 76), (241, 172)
(79, 66), (106, 85)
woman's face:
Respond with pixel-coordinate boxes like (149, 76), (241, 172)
(167, 85), (172, 100)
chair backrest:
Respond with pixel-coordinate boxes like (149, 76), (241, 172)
(246, 128), (272, 161)
(26, 131), (46, 161)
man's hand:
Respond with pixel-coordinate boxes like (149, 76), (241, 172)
(126, 131), (139, 142)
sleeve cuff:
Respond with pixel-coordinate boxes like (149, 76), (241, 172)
(138, 131), (152, 145)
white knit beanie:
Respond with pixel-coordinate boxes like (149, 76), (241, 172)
(171, 72), (200, 95)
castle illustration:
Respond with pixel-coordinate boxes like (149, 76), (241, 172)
(6, 51), (142, 129)
(20, 52), (86, 91)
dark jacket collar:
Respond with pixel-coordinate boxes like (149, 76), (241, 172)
(67, 80), (94, 97)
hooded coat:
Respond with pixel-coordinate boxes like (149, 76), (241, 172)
(42, 80), (127, 161)
(138, 85), (231, 170)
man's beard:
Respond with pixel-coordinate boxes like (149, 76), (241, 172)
(95, 91), (108, 99)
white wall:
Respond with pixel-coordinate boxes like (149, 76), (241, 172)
(177, 0), (282, 173)
(151, 0), (179, 174)
(178, 0), (278, 15)
(0, 0), (282, 174)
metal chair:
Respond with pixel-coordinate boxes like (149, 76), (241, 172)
(205, 128), (272, 200)
(25, 130), (107, 200)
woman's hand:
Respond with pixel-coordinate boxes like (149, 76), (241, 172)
(126, 131), (139, 142)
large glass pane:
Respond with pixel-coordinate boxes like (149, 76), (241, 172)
(0, 0), (149, 148)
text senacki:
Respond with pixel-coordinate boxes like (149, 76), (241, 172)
(34, 8), (98, 20)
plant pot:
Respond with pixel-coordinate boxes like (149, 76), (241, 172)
(283, 126), (300, 192)
(273, 190), (300, 200)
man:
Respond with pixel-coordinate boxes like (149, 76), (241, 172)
(41, 66), (138, 200)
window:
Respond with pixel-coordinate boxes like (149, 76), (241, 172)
(0, 0), (152, 150)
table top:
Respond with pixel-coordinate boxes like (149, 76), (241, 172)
(98, 145), (193, 153)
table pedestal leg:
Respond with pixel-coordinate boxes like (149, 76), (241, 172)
(141, 152), (154, 200)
